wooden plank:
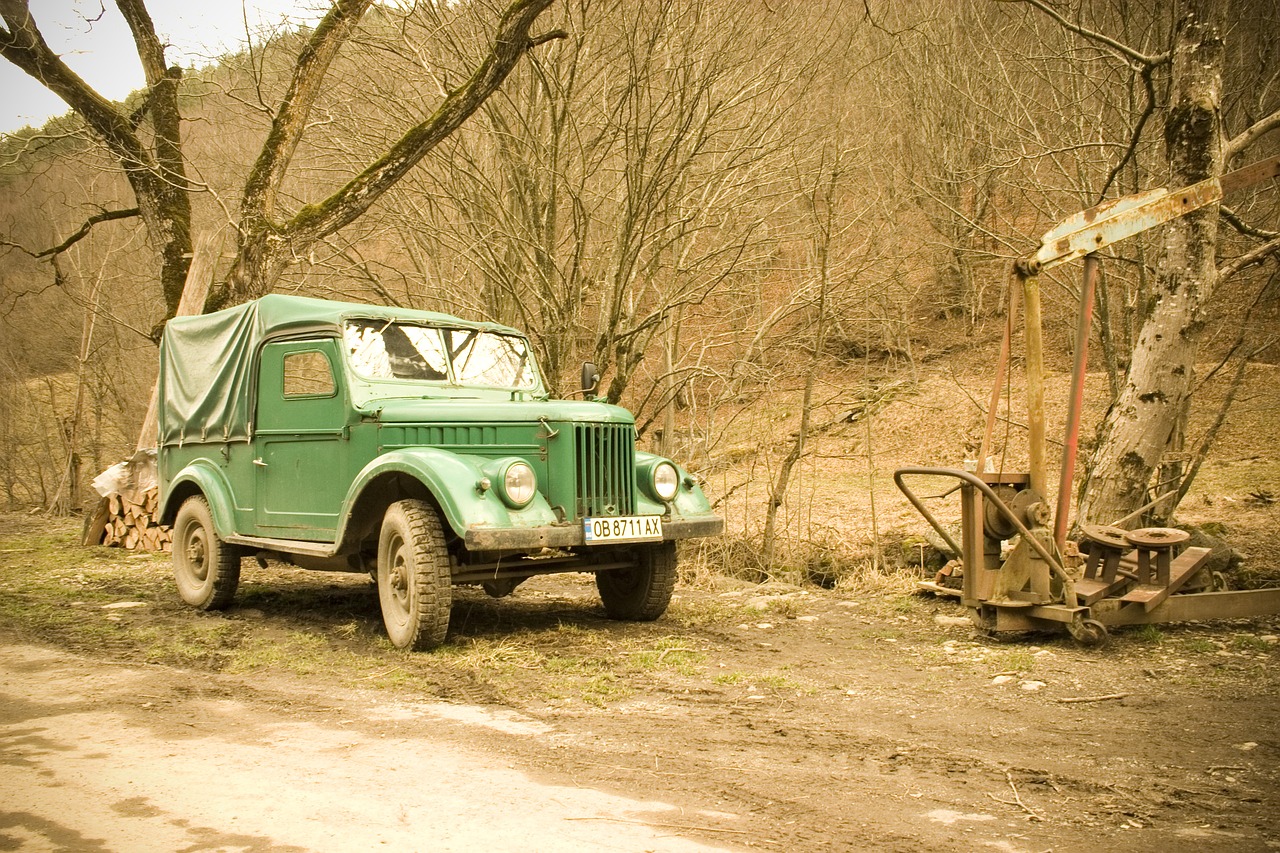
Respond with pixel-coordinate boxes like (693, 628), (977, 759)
(1119, 546), (1211, 612)
(82, 497), (110, 546)
(1074, 577), (1128, 605)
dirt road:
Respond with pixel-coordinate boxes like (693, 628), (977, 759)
(3, 513), (1279, 852)
(1, 642), (732, 852)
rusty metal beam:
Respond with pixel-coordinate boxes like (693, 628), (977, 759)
(1017, 154), (1280, 277)
(1091, 587), (1280, 626)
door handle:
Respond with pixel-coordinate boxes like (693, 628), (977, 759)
(253, 458), (268, 467)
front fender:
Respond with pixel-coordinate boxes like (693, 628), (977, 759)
(340, 448), (560, 542)
(160, 460), (237, 536)
(634, 451), (716, 519)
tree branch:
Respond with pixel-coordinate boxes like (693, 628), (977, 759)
(1225, 108), (1280, 162)
(2, 207), (142, 259)
(1221, 205), (1279, 242)
(1173, 275), (1276, 512)
(240, 0), (373, 225)
(36, 208), (142, 259)
(1095, 63), (1159, 202)
(0, 0), (149, 171)
(115, 0), (166, 84)
(282, 0), (564, 246)
(0, 0), (194, 317)
(1217, 236), (1280, 282)
(1013, 0), (1168, 68)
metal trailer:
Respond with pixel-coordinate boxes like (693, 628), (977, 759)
(895, 155), (1280, 645)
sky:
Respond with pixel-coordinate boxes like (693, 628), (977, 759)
(2, 0), (328, 134)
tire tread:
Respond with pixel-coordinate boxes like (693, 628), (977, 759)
(173, 496), (240, 611)
(379, 499), (452, 650)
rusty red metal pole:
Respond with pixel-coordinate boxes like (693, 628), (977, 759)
(1054, 254), (1099, 549)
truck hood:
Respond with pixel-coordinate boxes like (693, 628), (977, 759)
(366, 397), (635, 426)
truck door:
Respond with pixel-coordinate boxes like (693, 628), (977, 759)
(254, 338), (347, 540)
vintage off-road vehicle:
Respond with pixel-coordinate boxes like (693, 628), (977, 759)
(157, 294), (722, 649)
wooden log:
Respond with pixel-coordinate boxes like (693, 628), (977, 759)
(82, 497), (110, 546)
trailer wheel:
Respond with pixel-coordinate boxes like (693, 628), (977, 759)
(172, 496), (241, 610)
(596, 541), (677, 621)
(1068, 617), (1108, 647)
(377, 500), (452, 650)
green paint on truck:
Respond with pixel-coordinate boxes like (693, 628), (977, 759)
(158, 294), (722, 649)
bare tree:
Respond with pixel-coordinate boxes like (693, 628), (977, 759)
(1, 0), (564, 320)
(372, 0), (820, 403)
(0, 0), (192, 318)
(1044, 0), (1280, 527)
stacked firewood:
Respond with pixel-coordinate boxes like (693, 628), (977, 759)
(84, 451), (172, 552)
(96, 490), (171, 551)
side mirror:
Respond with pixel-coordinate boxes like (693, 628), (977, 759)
(580, 362), (600, 397)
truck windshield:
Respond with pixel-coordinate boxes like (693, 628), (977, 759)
(343, 319), (538, 391)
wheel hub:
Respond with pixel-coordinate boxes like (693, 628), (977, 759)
(185, 532), (208, 581)
(388, 549), (410, 607)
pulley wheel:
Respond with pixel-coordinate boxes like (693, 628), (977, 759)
(1080, 524), (1131, 551)
(1124, 527), (1191, 550)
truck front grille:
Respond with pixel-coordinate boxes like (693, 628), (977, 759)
(574, 423), (635, 518)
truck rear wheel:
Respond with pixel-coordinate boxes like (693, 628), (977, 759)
(596, 541), (677, 621)
(377, 500), (452, 650)
(172, 496), (241, 610)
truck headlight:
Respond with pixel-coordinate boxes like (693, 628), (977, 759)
(652, 461), (680, 502)
(499, 460), (537, 508)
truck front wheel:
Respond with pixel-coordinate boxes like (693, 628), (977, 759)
(596, 541), (677, 621)
(377, 500), (452, 650)
(172, 496), (241, 610)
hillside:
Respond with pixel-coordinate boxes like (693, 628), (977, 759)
(1, 0), (1277, 576)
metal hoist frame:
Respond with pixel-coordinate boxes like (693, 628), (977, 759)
(895, 155), (1280, 644)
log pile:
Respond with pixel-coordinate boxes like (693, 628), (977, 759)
(83, 450), (171, 552)
(84, 490), (172, 551)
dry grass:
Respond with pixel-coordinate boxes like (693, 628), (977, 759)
(693, 358), (1280, 586)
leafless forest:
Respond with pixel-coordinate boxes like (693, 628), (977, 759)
(1, 0), (1277, 578)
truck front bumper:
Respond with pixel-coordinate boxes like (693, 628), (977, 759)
(463, 514), (724, 552)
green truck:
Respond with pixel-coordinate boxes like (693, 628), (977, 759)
(157, 294), (722, 649)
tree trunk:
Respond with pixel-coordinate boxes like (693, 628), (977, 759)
(1077, 0), (1223, 528)
(1, 0), (193, 322)
(216, 0), (561, 308)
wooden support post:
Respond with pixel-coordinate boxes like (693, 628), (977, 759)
(1022, 274), (1047, 497)
(1055, 255), (1098, 549)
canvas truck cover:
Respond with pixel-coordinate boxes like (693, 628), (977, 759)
(158, 293), (489, 446)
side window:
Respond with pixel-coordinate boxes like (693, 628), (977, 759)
(283, 350), (336, 398)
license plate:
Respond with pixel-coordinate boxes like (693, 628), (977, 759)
(583, 515), (664, 544)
